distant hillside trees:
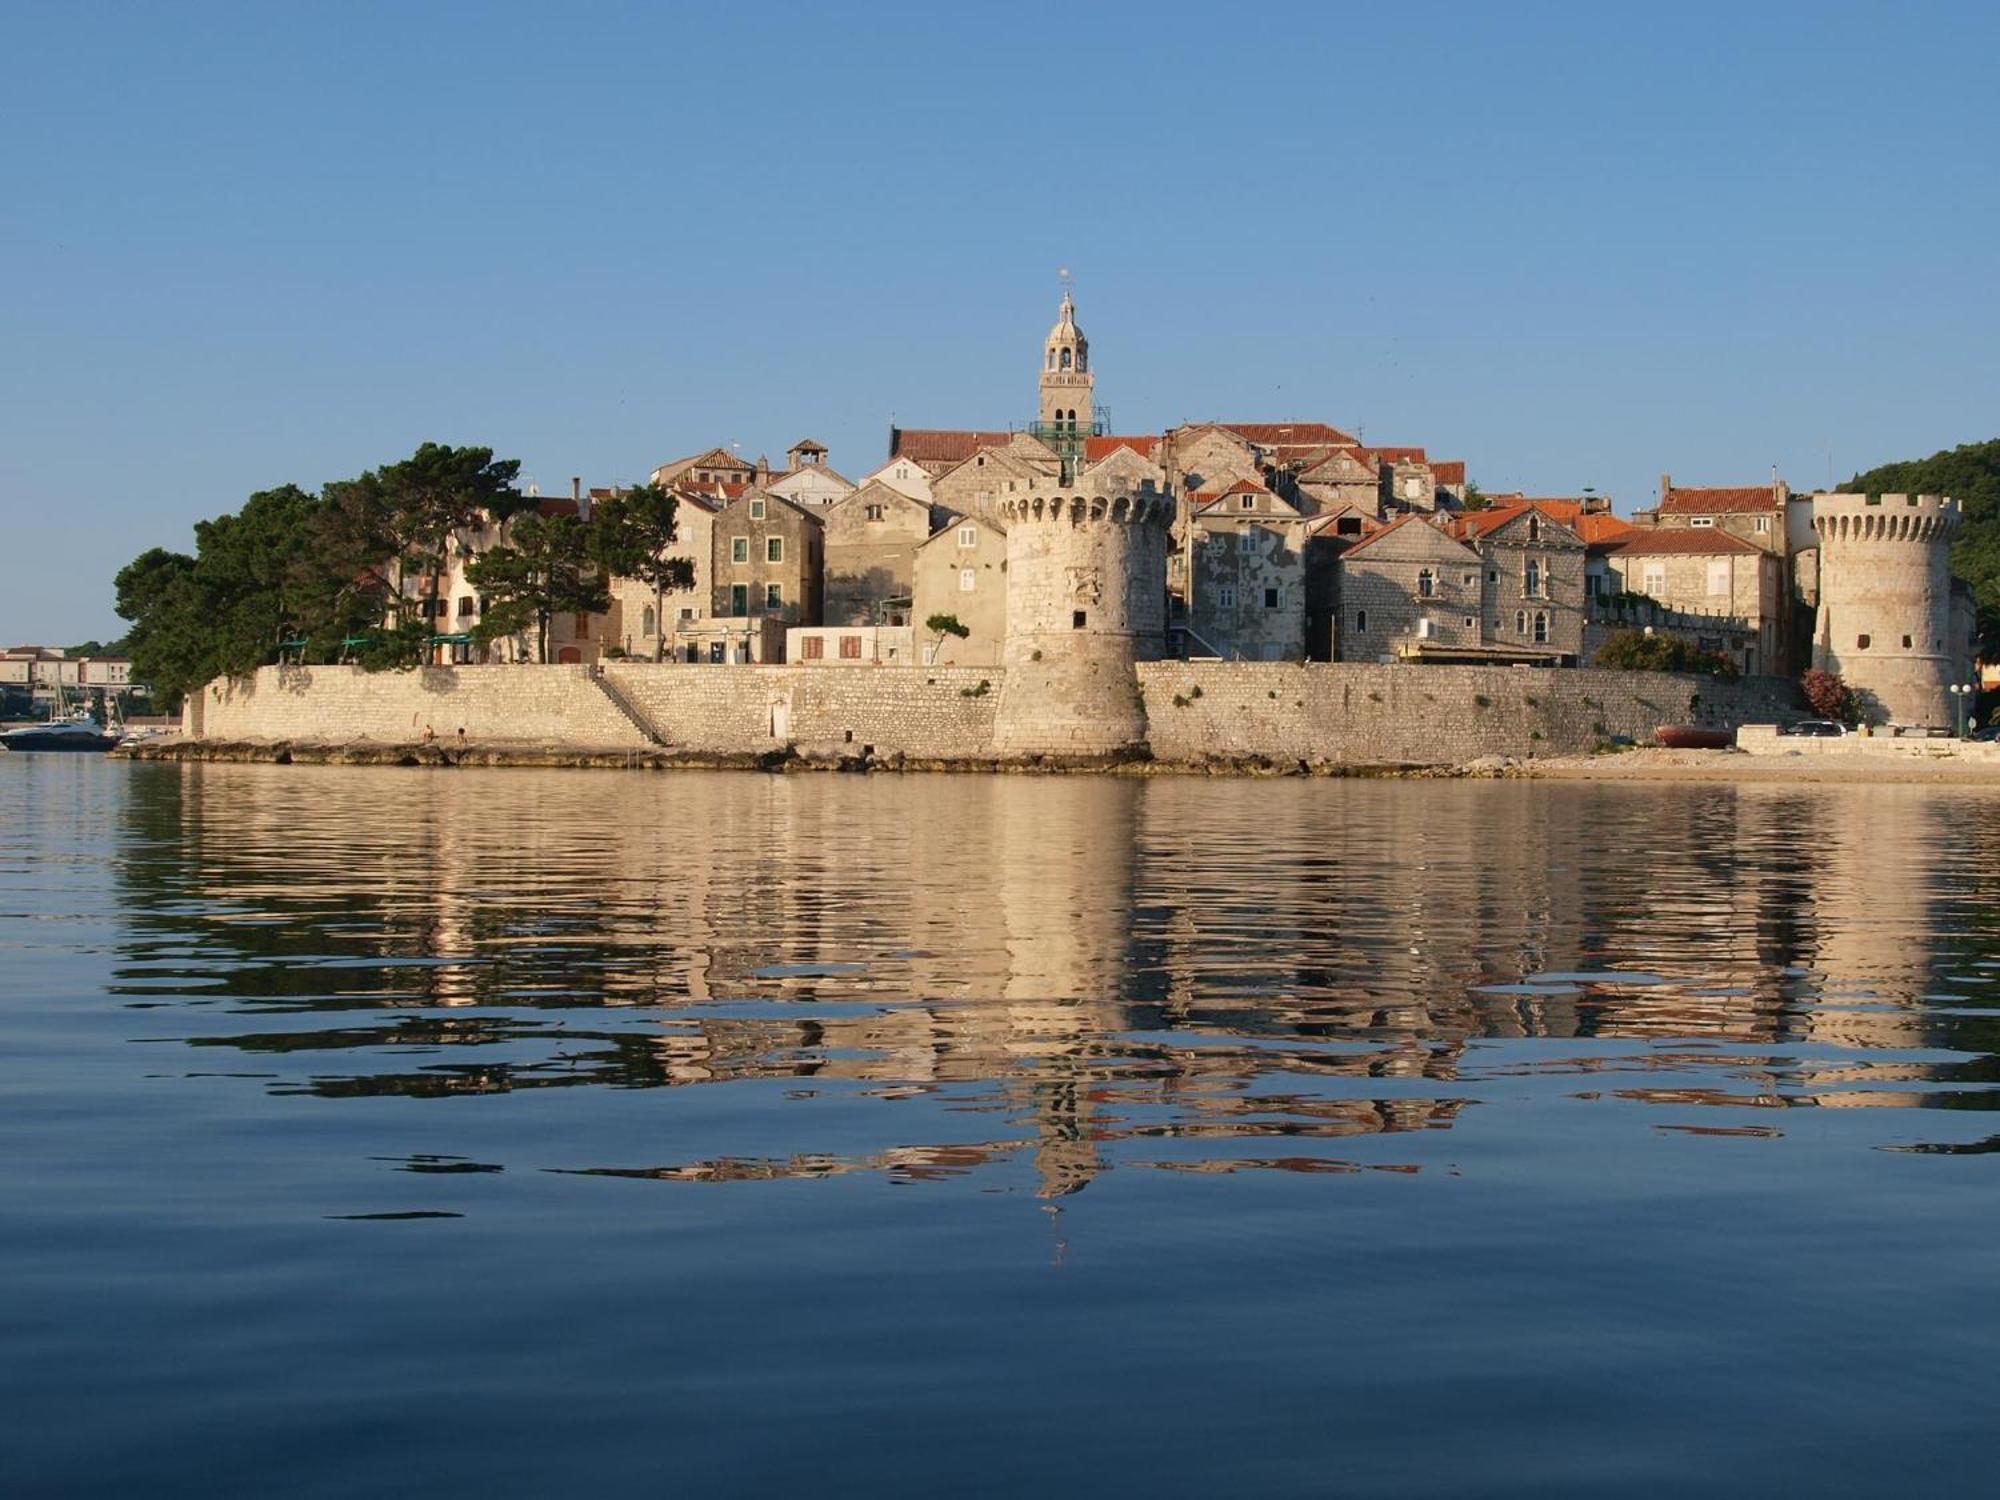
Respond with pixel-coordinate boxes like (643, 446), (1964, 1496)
(1846, 438), (2000, 652)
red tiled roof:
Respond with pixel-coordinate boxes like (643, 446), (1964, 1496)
(1370, 446), (1429, 464)
(1660, 485), (1778, 515)
(1219, 422), (1360, 451)
(1339, 512), (1463, 556)
(889, 429), (1013, 466)
(1084, 434), (1162, 461)
(1452, 504), (1531, 539)
(1606, 529), (1762, 556)
(1431, 461), (1467, 486)
(535, 498), (581, 518)
(1575, 514), (1639, 546)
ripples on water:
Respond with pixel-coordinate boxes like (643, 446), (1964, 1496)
(5, 758), (1999, 1495)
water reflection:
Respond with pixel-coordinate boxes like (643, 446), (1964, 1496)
(108, 764), (2000, 1191)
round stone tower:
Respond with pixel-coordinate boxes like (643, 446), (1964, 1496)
(990, 484), (1171, 758)
(1810, 491), (1962, 727)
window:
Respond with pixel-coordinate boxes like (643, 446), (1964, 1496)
(1755, 516), (1770, 533)
(959, 568), (976, 592)
(457, 596), (475, 618)
(1464, 616), (1475, 628)
(1527, 517), (1540, 541)
(1707, 559), (1730, 596)
(766, 537), (784, 563)
(958, 526), (978, 548)
(1403, 476), (1422, 499)
(1337, 517), (1361, 536)
(750, 499), (766, 519)
(1417, 616), (1435, 639)
(574, 613), (589, 639)
(1060, 348), (1072, 370)
(1533, 612), (1548, 644)
(1264, 587), (1280, 609)
(1238, 530), (1256, 554)
(766, 583), (783, 609)
(1217, 585), (1236, 609)
(1857, 634), (1871, 649)
(642, 605), (656, 636)
(729, 584), (748, 616)
(1240, 494), (1255, 510)
(1642, 563), (1666, 596)
(1524, 560), (1541, 597)
(708, 640), (726, 663)
(1354, 610), (1367, 633)
(802, 635), (825, 660)
(1902, 634), (1913, 648)
(1488, 570), (1499, 584)
(1072, 610), (1087, 629)
(839, 635), (861, 659)
(731, 537), (749, 564)
(1516, 610), (1527, 634)
(1417, 568), (1435, 598)
(1463, 573), (1476, 586)
(865, 504), (884, 521)
(1690, 516), (1715, 528)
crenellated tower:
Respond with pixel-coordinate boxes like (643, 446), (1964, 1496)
(1809, 491), (1964, 727)
(989, 481), (1171, 758)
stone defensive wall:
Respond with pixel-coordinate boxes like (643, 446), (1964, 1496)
(1135, 663), (1798, 766)
(173, 661), (1800, 770)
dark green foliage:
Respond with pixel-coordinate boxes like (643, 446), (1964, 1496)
(1846, 439), (2000, 654)
(1593, 627), (1739, 680)
(592, 484), (695, 661)
(467, 513), (610, 664)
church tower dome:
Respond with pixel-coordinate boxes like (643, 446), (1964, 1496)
(1037, 287), (1095, 438)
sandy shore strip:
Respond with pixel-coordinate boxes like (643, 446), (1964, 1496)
(1511, 747), (2000, 784)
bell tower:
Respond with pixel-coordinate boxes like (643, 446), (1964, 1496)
(1037, 287), (1093, 432)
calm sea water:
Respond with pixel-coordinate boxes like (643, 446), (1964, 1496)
(4, 757), (1999, 1496)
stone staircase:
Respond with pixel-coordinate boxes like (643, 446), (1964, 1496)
(587, 666), (668, 746)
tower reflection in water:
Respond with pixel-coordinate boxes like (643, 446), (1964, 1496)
(114, 766), (2000, 1188)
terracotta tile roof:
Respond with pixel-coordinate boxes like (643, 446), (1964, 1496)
(1220, 422), (1361, 450)
(1451, 504), (1532, 539)
(1338, 512), (1464, 556)
(1431, 461), (1467, 486)
(535, 498), (581, 518)
(1606, 529), (1762, 556)
(1574, 514), (1639, 546)
(1660, 485), (1779, 515)
(1370, 446), (1429, 464)
(889, 429), (1013, 467)
(1084, 434), (1162, 461)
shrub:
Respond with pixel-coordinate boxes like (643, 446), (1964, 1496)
(1800, 668), (1860, 724)
(1593, 627), (1739, 681)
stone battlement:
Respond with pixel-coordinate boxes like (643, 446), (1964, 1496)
(1811, 492), (1961, 544)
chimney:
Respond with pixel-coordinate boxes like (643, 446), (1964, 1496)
(571, 476), (581, 502)
(1659, 473), (1671, 508)
(756, 455), (771, 483)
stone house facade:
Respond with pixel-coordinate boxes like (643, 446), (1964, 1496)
(1598, 529), (1784, 676)
(912, 514), (1008, 666)
(1337, 516), (1489, 661)
(1454, 506), (1588, 663)
(605, 489), (716, 658)
(822, 481), (931, 626)
(711, 491), (823, 636)
(1182, 480), (1314, 661)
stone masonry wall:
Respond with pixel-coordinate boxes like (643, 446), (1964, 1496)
(184, 661), (1801, 765)
(1135, 663), (1800, 765)
(188, 665), (652, 746)
(602, 662), (1000, 758)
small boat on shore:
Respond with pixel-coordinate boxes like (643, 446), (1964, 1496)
(1654, 725), (1734, 750)
(1, 709), (123, 753)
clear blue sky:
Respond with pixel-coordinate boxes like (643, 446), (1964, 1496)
(4, 0), (1996, 645)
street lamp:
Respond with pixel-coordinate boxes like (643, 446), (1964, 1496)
(1949, 681), (1978, 738)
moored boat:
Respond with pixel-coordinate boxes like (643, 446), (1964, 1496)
(1, 711), (123, 752)
(1654, 725), (1734, 750)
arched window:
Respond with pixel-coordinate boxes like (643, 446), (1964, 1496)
(1417, 568), (1435, 598)
(642, 605), (657, 636)
(1076, 349), (1086, 373)
(1527, 516), (1541, 541)
(1533, 611), (1548, 643)
(1047, 349), (1054, 370)
(1060, 348), (1072, 371)
(1525, 560), (1541, 597)
(1354, 610), (1367, 633)
(1516, 610), (1527, 635)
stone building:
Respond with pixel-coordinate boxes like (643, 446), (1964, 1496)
(650, 445), (757, 494)
(1336, 516), (1489, 662)
(710, 490), (823, 643)
(1596, 529), (1785, 676)
(911, 513), (1008, 666)
(1809, 491), (1970, 727)
(1180, 479), (1314, 660)
(1452, 506), (1588, 663)
(765, 438), (855, 513)
(858, 454), (934, 502)
(821, 481), (931, 626)
(606, 489), (716, 658)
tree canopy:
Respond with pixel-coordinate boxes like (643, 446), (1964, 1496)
(467, 512), (611, 664)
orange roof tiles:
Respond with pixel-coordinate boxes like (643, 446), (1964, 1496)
(1660, 485), (1779, 515)
(889, 429), (1014, 466)
(1606, 529), (1762, 556)
(1084, 435), (1162, 462)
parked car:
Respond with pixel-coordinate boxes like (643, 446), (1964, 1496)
(1974, 724), (2000, 742)
(1787, 719), (1847, 738)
